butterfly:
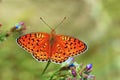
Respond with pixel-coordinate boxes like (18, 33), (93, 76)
(16, 17), (87, 64)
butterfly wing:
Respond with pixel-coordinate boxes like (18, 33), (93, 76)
(17, 32), (50, 62)
(51, 35), (87, 63)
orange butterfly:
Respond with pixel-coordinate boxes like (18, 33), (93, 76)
(17, 17), (87, 64)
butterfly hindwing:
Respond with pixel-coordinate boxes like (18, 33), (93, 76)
(17, 32), (50, 62)
(51, 35), (87, 63)
(51, 41), (68, 63)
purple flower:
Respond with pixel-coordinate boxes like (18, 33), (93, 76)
(71, 68), (77, 77)
(68, 63), (75, 68)
(15, 23), (21, 29)
(86, 64), (92, 70)
(19, 22), (24, 25)
(87, 75), (96, 80)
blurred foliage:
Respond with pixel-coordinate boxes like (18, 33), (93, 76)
(0, 0), (120, 80)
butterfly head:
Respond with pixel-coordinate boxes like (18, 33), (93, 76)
(51, 29), (56, 36)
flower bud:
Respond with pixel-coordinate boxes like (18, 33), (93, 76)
(86, 64), (92, 70)
(15, 23), (21, 29)
(71, 68), (77, 77)
(19, 22), (24, 25)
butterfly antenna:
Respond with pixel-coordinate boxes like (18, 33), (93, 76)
(54, 17), (66, 30)
(41, 60), (51, 75)
(40, 17), (52, 30)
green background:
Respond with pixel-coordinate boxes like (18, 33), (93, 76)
(0, 0), (120, 80)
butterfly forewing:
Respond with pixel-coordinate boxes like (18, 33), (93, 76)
(51, 35), (87, 63)
(17, 32), (50, 62)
